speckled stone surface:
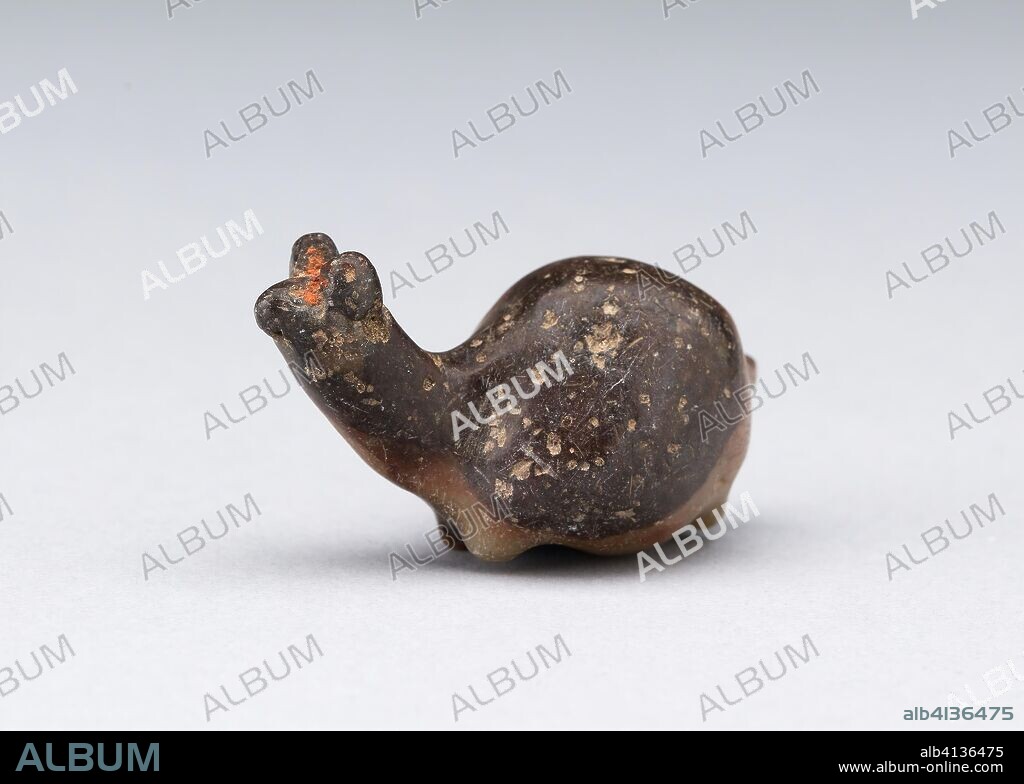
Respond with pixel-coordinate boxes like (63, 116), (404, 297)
(255, 233), (755, 561)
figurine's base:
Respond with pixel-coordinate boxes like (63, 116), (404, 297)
(443, 416), (752, 562)
(432, 518), (468, 551)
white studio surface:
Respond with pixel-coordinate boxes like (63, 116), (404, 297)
(0, 0), (1021, 730)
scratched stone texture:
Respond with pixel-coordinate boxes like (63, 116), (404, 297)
(0, 0), (1022, 730)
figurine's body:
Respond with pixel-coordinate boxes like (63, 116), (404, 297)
(256, 234), (754, 561)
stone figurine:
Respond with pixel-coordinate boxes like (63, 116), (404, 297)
(255, 233), (754, 561)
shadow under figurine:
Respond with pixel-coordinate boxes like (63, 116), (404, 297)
(255, 233), (754, 562)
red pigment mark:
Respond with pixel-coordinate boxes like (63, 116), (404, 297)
(298, 247), (328, 305)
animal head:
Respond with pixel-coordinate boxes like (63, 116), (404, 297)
(255, 232), (384, 369)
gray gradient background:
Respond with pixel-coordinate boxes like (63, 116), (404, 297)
(1, 0), (1022, 730)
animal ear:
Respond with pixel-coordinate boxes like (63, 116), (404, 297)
(327, 251), (382, 320)
(290, 233), (339, 278)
